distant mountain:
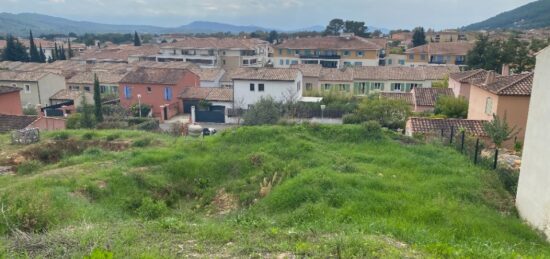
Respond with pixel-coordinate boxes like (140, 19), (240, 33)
(465, 0), (550, 30)
(175, 21), (272, 34)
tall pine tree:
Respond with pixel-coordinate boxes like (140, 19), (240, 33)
(28, 30), (41, 62)
(93, 73), (103, 122)
(2, 35), (29, 62)
(38, 44), (46, 63)
(134, 31), (142, 46)
(67, 39), (74, 58)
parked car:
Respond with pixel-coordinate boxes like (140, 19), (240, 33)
(202, 128), (217, 136)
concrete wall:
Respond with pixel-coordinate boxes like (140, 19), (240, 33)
(516, 47), (550, 240)
(233, 74), (303, 109)
(0, 91), (23, 115)
(29, 116), (66, 131)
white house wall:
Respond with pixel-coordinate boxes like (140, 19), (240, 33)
(233, 75), (303, 109)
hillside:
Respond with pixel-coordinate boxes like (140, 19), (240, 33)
(465, 0), (550, 30)
(0, 126), (549, 257)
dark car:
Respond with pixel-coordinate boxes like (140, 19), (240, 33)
(202, 128), (217, 136)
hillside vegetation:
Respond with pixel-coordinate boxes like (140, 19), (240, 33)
(465, 0), (550, 30)
(0, 126), (549, 257)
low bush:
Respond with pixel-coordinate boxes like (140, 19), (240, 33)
(133, 138), (152, 147)
(51, 131), (70, 140)
(133, 120), (159, 131)
(82, 132), (97, 140)
(106, 133), (120, 141)
(16, 160), (43, 175)
(362, 121), (383, 141)
(343, 113), (364, 124)
(136, 197), (168, 220)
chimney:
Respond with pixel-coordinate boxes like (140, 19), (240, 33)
(484, 71), (496, 85)
(502, 64), (510, 76)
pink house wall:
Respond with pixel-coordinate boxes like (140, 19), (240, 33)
(119, 72), (200, 119)
(0, 91), (23, 115)
(449, 78), (471, 99)
(29, 117), (66, 131)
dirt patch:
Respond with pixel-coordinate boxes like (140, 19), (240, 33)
(212, 189), (238, 215)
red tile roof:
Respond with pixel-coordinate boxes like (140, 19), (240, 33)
(276, 35), (381, 50)
(0, 85), (21, 94)
(180, 87), (233, 102)
(120, 67), (194, 85)
(0, 114), (38, 133)
(405, 42), (474, 55)
(413, 88), (455, 106)
(408, 117), (488, 137)
(473, 72), (533, 96)
(380, 92), (414, 105)
(232, 68), (300, 81)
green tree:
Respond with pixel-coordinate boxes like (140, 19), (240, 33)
(483, 114), (519, 148)
(38, 44), (46, 63)
(28, 30), (41, 63)
(134, 31), (142, 46)
(79, 95), (95, 129)
(412, 27), (427, 47)
(466, 35), (502, 72)
(344, 21), (368, 37)
(93, 73), (103, 122)
(354, 98), (411, 129)
(59, 45), (66, 60)
(2, 35), (29, 62)
(267, 30), (279, 44)
(243, 97), (282, 125)
(53, 42), (59, 61)
(324, 18), (345, 36)
(67, 39), (74, 58)
(434, 96), (469, 119)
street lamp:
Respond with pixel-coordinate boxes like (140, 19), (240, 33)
(320, 104), (326, 120)
(137, 94), (142, 117)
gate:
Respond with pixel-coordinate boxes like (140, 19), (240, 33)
(183, 100), (200, 114)
(196, 105), (226, 123)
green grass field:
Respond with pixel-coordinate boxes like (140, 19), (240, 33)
(0, 125), (548, 258)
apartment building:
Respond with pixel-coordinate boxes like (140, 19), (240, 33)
(272, 34), (382, 68)
(425, 30), (469, 43)
(156, 37), (269, 69)
(0, 71), (66, 108)
(405, 42), (474, 66)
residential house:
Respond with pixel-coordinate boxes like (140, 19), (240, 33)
(425, 30), (469, 43)
(0, 71), (66, 108)
(405, 117), (488, 141)
(467, 71), (534, 144)
(232, 68), (303, 109)
(0, 85), (23, 115)
(49, 89), (94, 109)
(156, 38), (269, 69)
(381, 87), (454, 112)
(272, 34), (382, 68)
(516, 46), (550, 239)
(405, 42), (473, 66)
(72, 44), (162, 64)
(0, 113), (66, 133)
(290, 64), (322, 92)
(449, 69), (489, 99)
(67, 71), (126, 98)
(385, 54), (407, 67)
(179, 87), (233, 123)
(119, 67), (200, 120)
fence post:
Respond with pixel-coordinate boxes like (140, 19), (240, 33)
(450, 126), (455, 144)
(461, 131), (466, 153)
(474, 138), (480, 165)
(493, 148), (499, 170)
(441, 128), (444, 138)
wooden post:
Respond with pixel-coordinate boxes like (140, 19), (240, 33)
(474, 138), (480, 165)
(461, 131), (466, 153)
(493, 148), (499, 170)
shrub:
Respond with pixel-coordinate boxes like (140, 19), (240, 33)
(96, 121), (128, 129)
(106, 133), (120, 141)
(83, 248), (114, 259)
(52, 131), (70, 140)
(136, 197), (168, 220)
(434, 96), (469, 119)
(350, 98), (411, 129)
(362, 121), (384, 140)
(133, 120), (159, 131)
(133, 138), (152, 147)
(82, 132), (96, 140)
(496, 168), (519, 194)
(66, 113), (82, 129)
(130, 103), (152, 118)
(343, 113), (364, 124)
(243, 97), (282, 125)
(16, 160), (43, 175)
(514, 141), (523, 153)
(23, 106), (38, 115)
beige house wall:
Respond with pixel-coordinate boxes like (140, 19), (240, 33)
(449, 78), (471, 99)
(496, 95), (530, 142)
(38, 74), (67, 105)
(467, 85), (499, 121)
(516, 47), (550, 240)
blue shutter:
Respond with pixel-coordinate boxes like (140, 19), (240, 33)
(168, 87), (173, 101)
(164, 87), (173, 101)
(124, 86), (132, 99)
(164, 87), (168, 101)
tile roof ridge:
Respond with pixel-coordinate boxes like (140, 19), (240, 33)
(498, 72), (534, 93)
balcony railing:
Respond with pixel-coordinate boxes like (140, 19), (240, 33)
(299, 54), (341, 60)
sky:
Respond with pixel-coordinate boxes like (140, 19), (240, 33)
(0, 0), (537, 30)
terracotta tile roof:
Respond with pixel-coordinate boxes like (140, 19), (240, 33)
(180, 87), (233, 102)
(319, 68), (354, 82)
(189, 68), (225, 82)
(232, 68), (300, 81)
(422, 66), (461, 80)
(0, 71), (51, 82)
(163, 37), (266, 50)
(132, 61), (199, 70)
(413, 88), (455, 106)
(449, 69), (489, 83)
(0, 85), (21, 94)
(50, 89), (90, 101)
(380, 92), (414, 105)
(290, 64), (323, 77)
(67, 71), (127, 85)
(408, 117), (488, 137)
(74, 44), (161, 61)
(0, 114), (38, 133)
(276, 35), (381, 50)
(474, 72), (534, 96)
(220, 68), (250, 83)
(121, 67), (194, 85)
(405, 42), (474, 55)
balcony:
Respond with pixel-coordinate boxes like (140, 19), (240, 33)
(299, 54), (341, 60)
(455, 60), (466, 65)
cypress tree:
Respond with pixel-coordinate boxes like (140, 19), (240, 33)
(134, 31), (141, 46)
(67, 39), (74, 58)
(3, 35), (29, 62)
(53, 42), (58, 61)
(38, 44), (46, 63)
(59, 44), (66, 60)
(28, 30), (41, 62)
(93, 73), (103, 122)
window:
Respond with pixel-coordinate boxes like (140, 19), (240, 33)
(372, 82), (384, 91)
(306, 83), (313, 91)
(343, 62), (352, 67)
(24, 85), (30, 93)
(147, 87), (152, 93)
(392, 83), (402, 91)
(279, 59), (284, 65)
(297, 81), (301, 92)
(291, 60), (298, 65)
(409, 54), (415, 60)
(323, 84), (331, 91)
(84, 86), (91, 92)
(420, 54), (426, 60)
(124, 85), (132, 99)
(354, 62), (362, 66)
(357, 51), (364, 57)
(485, 97), (493, 115)
(278, 49), (283, 55)
(164, 87), (173, 101)
(398, 59), (405, 65)
(305, 50), (312, 55)
(69, 85), (80, 91)
(259, 84), (265, 92)
(287, 49), (292, 55)
(250, 83), (255, 91)
(285, 59), (290, 65)
(343, 50), (350, 56)
(388, 59), (393, 65)
(243, 60), (249, 65)
(295, 50), (300, 55)
(338, 84), (349, 92)
(100, 85), (107, 93)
